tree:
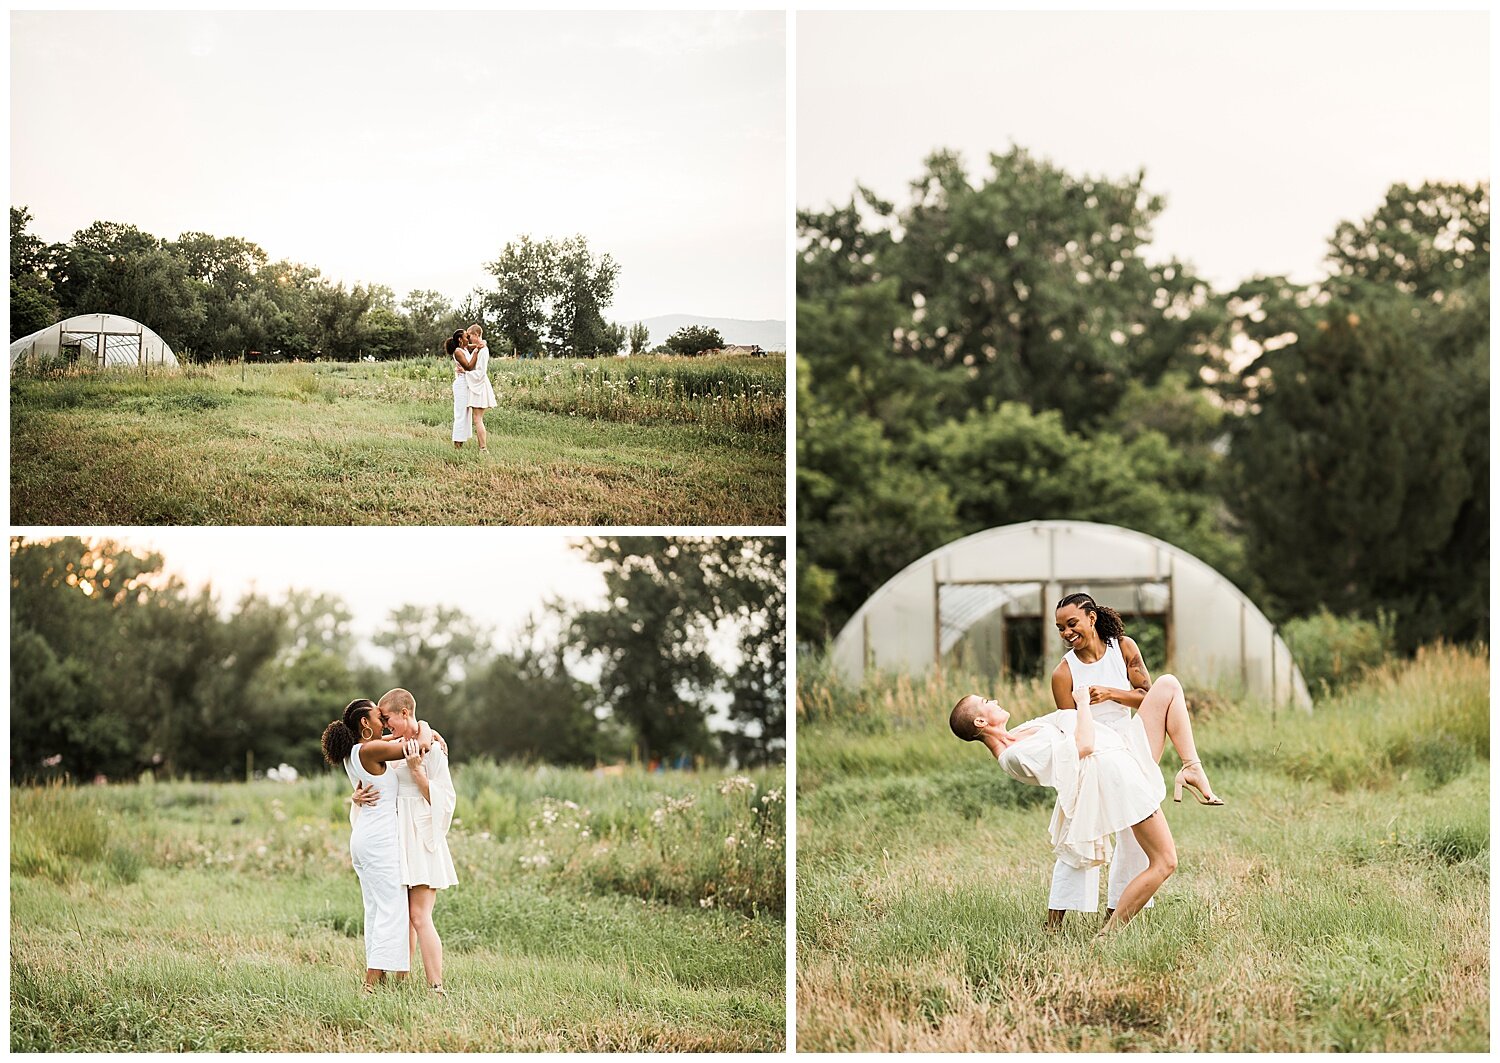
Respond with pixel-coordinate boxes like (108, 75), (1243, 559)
(628, 321), (650, 354)
(798, 149), (1226, 430)
(403, 289), (460, 357)
(453, 625), (610, 765)
(1223, 181), (1488, 650)
(665, 325), (724, 356)
(371, 604), (492, 716)
(570, 536), (787, 764)
(11, 207), (60, 337)
(483, 235), (557, 359)
(547, 235), (620, 358)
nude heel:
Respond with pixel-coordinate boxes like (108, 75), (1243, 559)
(1172, 759), (1224, 805)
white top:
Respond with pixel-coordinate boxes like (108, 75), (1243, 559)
(464, 344), (498, 409)
(344, 743), (399, 832)
(1063, 637), (1133, 726)
(998, 710), (1164, 869)
(390, 747), (459, 889)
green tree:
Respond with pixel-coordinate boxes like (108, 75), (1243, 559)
(547, 235), (620, 358)
(483, 235), (557, 359)
(1225, 181), (1488, 650)
(628, 321), (650, 354)
(665, 325), (724, 356)
(371, 604), (492, 721)
(10, 206), (60, 338)
(570, 536), (787, 764)
(403, 289), (461, 357)
(453, 624), (608, 765)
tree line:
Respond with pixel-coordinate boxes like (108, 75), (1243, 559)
(10, 536), (786, 782)
(797, 147), (1488, 654)
(10, 210), (728, 361)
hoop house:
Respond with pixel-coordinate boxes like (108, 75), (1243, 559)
(831, 520), (1311, 709)
(10, 313), (178, 370)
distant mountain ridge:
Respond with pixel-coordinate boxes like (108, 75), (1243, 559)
(632, 315), (785, 351)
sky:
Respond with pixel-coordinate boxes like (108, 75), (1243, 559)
(11, 10), (786, 322)
(68, 528), (608, 655)
(798, 10), (1490, 291)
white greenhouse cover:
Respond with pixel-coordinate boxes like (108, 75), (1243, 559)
(10, 313), (178, 369)
(831, 520), (1312, 709)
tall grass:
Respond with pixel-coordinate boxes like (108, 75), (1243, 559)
(10, 357), (784, 524)
(796, 645), (1489, 1051)
(11, 763), (786, 1050)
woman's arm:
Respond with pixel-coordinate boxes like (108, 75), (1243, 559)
(403, 740), (432, 804)
(1075, 685), (1096, 758)
(454, 347), (477, 371)
(358, 737), (409, 772)
(1051, 660), (1077, 709)
(1089, 636), (1153, 709)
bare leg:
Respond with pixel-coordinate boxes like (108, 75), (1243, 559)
(1102, 810), (1176, 929)
(1134, 674), (1219, 797)
(409, 885), (444, 989)
(471, 408), (488, 451)
(1045, 909), (1065, 932)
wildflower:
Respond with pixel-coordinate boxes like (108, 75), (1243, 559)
(724, 835), (738, 849)
(718, 775), (756, 796)
(699, 896), (716, 909)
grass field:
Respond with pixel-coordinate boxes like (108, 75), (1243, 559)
(9, 355), (785, 525)
(11, 762), (786, 1051)
(795, 645), (1489, 1052)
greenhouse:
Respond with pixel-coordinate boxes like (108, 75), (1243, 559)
(831, 520), (1311, 709)
(10, 313), (178, 370)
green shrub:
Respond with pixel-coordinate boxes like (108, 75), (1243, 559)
(1282, 609), (1395, 694)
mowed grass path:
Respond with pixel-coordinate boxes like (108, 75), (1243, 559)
(10, 356), (785, 525)
(796, 646), (1489, 1051)
(12, 765), (786, 1051)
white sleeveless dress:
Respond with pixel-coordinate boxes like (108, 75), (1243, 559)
(452, 361), (472, 443)
(1062, 638), (1133, 727)
(998, 710), (1164, 869)
(344, 744), (409, 971)
(391, 747), (459, 889)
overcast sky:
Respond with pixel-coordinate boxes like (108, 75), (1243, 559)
(798, 10), (1489, 291)
(12, 10), (785, 321)
(69, 528), (607, 654)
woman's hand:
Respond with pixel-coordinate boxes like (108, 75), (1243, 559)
(351, 782), (379, 807)
(1088, 685), (1121, 705)
(403, 739), (424, 773)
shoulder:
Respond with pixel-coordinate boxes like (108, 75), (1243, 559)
(1051, 657), (1072, 679)
(1116, 636), (1140, 659)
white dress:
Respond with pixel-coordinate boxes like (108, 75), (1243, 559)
(464, 344), (498, 410)
(344, 745), (409, 971)
(998, 710), (1164, 870)
(452, 363), (472, 443)
(391, 746), (458, 889)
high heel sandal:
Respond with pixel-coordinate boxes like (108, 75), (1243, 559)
(1173, 758), (1224, 805)
(429, 983), (448, 998)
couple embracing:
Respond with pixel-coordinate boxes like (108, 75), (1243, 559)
(320, 688), (458, 994)
(950, 593), (1224, 932)
(448, 324), (497, 451)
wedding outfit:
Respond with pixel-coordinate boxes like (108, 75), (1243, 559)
(343, 745), (409, 971)
(464, 344), (498, 410)
(452, 362), (472, 443)
(391, 746), (459, 889)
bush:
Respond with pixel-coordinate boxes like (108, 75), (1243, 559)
(1282, 608), (1395, 694)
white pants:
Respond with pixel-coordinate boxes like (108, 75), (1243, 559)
(452, 377), (471, 443)
(1047, 824), (1153, 912)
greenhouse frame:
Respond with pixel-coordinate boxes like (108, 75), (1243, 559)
(10, 313), (178, 370)
(831, 520), (1312, 709)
